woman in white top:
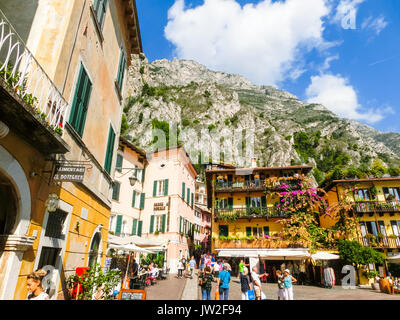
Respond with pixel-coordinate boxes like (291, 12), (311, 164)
(177, 260), (184, 278)
(26, 269), (50, 300)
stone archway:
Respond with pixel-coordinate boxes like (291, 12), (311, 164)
(87, 225), (103, 268)
(0, 145), (33, 300)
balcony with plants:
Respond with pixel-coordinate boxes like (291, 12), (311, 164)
(213, 234), (309, 249)
(358, 233), (400, 249)
(0, 10), (69, 154)
(215, 206), (290, 222)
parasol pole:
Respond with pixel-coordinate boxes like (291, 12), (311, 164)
(123, 252), (132, 289)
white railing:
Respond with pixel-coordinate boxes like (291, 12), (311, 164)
(0, 10), (69, 133)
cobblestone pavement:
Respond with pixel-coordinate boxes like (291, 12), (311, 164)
(146, 274), (187, 300)
(194, 276), (400, 301)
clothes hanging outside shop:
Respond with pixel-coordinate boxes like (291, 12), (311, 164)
(323, 267), (336, 288)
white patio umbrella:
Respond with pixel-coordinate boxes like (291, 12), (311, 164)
(311, 252), (340, 261)
(108, 243), (152, 289)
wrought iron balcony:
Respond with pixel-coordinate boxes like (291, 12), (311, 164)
(358, 235), (400, 249)
(215, 206), (290, 221)
(215, 179), (302, 193)
(0, 10), (70, 154)
(353, 201), (400, 215)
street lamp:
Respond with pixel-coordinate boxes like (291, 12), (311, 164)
(117, 167), (144, 186)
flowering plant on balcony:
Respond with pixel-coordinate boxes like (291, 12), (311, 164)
(265, 176), (360, 250)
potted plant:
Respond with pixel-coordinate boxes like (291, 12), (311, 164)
(364, 270), (380, 290)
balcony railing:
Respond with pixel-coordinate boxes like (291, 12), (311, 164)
(214, 238), (307, 249)
(215, 206), (290, 220)
(353, 201), (400, 214)
(358, 235), (400, 249)
(215, 179), (301, 192)
(0, 10), (69, 132)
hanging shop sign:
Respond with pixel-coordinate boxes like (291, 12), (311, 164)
(53, 165), (85, 182)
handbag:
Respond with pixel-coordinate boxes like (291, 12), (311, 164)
(198, 274), (204, 286)
(247, 289), (255, 300)
(215, 290), (220, 300)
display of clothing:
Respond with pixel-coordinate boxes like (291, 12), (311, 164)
(323, 267), (336, 288)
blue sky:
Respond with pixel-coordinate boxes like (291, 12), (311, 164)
(136, 0), (400, 133)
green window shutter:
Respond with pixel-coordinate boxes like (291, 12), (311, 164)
(191, 193), (194, 208)
(161, 214), (166, 233)
(112, 182), (120, 201)
(164, 179), (169, 196)
(137, 221), (143, 237)
(104, 125), (116, 174)
(116, 49), (126, 90)
(94, 0), (108, 29)
(116, 154), (123, 172)
(150, 215), (155, 233)
(187, 188), (190, 203)
(246, 197), (251, 209)
(182, 182), (185, 199)
(132, 190), (136, 207)
(69, 65), (92, 137)
(246, 227), (252, 237)
(263, 226), (270, 236)
(179, 216), (182, 233)
(261, 196), (267, 208)
(228, 197), (233, 210)
(153, 181), (158, 197)
(141, 168), (146, 183)
(219, 225), (228, 237)
(131, 219), (138, 235)
(139, 193), (145, 209)
(115, 215), (122, 235)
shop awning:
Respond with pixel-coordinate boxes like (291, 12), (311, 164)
(215, 248), (310, 260)
(388, 254), (400, 263)
(108, 243), (152, 253)
(108, 234), (165, 247)
(311, 252), (340, 261)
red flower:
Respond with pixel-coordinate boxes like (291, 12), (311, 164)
(59, 122), (63, 128)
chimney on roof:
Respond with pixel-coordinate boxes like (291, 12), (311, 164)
(251, 157), (257, 168)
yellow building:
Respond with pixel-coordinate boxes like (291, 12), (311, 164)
(0, 0), (143, 299)
(323, 177), (400, 284)
(205, 163), (312, 274)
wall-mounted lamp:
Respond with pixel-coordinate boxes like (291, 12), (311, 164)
(75, 222), (80, 232)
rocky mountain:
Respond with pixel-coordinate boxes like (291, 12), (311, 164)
(122, 54), (400, 182)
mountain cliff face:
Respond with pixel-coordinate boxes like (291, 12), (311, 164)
(122, 54), (400, 182)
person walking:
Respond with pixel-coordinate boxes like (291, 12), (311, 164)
(276, 270), (285, 300)
(217, 265), (231, 300)
(251, 266), (267, 300)
(177, 260), (184, 278)
(200, 254), (205, 272)
(283, 269), (297, 300)
(189, 256), (196, 279)
(222, 259), (232, 274)
(199, 266), (214, 300)
(26, 269), (49, 300)
(240, 266), (251, 300)
(182, 257), (187, 272)
(213, 260), (220, 277)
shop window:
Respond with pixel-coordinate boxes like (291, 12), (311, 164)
(38, 247), (61, 269)
(45, 209), (67, 239)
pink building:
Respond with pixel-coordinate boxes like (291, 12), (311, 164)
(140, 147), (198, 273)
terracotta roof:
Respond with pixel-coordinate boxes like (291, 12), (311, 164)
(119, 136), (147, 158)
(205, 165), (313, 174)
(325, 176), (400, 191)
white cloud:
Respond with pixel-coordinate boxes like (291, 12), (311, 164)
(361, 15), (388, 35)
(333, 0), (365, 27)
(164, 0), (332, 85)
(305, 74), (385, 124)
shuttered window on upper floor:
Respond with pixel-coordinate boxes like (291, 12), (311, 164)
(93, 0), (108, 30)
(116, 48), (127, 91)
(104, 125), (116, 174)
(69, 64), (92, 137)
(116, 154), (123, 172)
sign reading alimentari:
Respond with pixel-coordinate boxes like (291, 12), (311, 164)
(54, 166), (85, 182)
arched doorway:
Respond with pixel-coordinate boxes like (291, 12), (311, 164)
(88, 226), (103, 268)
(0, 170), (18, 243)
